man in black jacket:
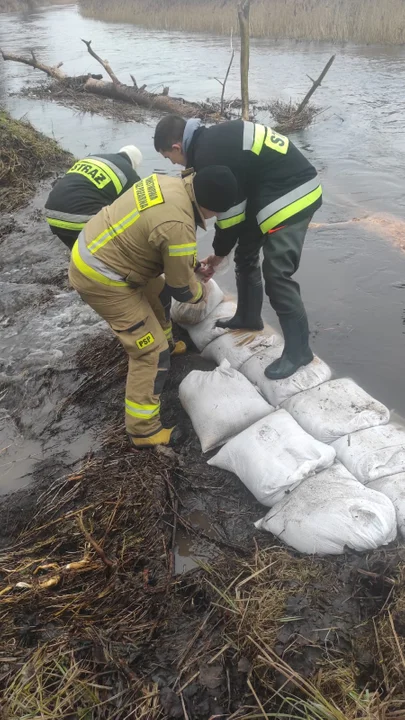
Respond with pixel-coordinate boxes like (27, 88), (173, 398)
(45, 145), (142, 250)
(154, 116), (322, 380)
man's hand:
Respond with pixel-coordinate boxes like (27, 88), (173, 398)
(198, 255), (225, 281)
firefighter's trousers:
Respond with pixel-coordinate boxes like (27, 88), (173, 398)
(69, 265), (172, 439)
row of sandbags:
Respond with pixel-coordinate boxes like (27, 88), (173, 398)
(172, 280), (405, 554)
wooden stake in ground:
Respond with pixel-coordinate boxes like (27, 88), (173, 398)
(295, 54), (336, 115)
(238, 0), (250, 120)
(214, 31), (235, 116)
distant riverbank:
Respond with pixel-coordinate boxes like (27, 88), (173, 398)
(78, 0), (405, 45)
(0, 0), (70, 12)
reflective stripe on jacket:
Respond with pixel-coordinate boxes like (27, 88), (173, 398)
(185, 119), (322, 255)
(69, 174), (202, 304)
(45, 152), (141, 232)
(45, 209), (93, 232)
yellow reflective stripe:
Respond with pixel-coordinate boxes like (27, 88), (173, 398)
(191, 283), (203, 303)
(47, 218), (86, 231)
(168, 250), (197, 256)
(164, 327), (173, 337)
(88, 160), (123, 193)
(125, 399), (160, 418)
(216, 212), (246, 229)
(71, 241), (128, 287)
(86, 159), (123, 194)
(88, 208), (140, 254)
(252, 124), (266, 155)
(168, 242), (197, 257)
(67, 158), (123, 193)
(259, 185), (322, 233)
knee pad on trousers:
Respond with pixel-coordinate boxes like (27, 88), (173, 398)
(153, 347), (170, 395)
(159, 284), (172, 323)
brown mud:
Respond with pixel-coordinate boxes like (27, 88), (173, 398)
(0, 128), (405, 717)
(2, 323), (405, 717)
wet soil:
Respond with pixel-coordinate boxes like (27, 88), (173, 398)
(2, 334), (404, 715)
(0, 177), (404, 715)
(1, 280), (404, 716)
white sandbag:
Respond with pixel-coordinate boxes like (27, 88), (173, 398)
(241, 349), (332, 407)
(179, 359), (273, 452)
(255, 463), (397, 555)
(171, 279), (224, 327)
(187, 300), (237, 351)
(368, 474), (405, 537)
(332, 423), (405, 484)
(283, 378), (390, 444)
(208, 409), (336, 506)
(201, 328), (282, 370)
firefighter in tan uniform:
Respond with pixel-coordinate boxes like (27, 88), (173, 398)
(69, 166), (237, 448)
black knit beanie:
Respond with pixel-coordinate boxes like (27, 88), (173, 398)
(193, 165), (237, 213)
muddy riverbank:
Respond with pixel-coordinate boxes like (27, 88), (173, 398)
(0, 122), (404, 717)
(1, 7), (405, 712)
(2, 3), (405, 416)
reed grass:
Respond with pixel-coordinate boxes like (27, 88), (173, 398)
(0, 0), (72, 11)
(79, 0), (405, 45)
(203, 547), (405, 719)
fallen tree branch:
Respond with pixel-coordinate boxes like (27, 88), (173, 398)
(0, 49), (66, 80)
(81, 38), (122, 85)
(1, 40), (321, 131)
(83, 77), (210, 117)
(295, 54), (335, 115)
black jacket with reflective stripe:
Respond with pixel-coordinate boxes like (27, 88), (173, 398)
(185, 120), (321, 256)
(45, 152), (140, 223)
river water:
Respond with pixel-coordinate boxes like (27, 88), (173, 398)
(1, 3), (405, 493)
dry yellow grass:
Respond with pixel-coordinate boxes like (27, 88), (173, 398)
(79, 0), (405, 44)
(0, 110), (72, 212)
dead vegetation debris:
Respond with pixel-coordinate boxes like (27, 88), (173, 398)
(1, 332), (405, 718)
(18, 77), (147, 124)
(2, 39), (326, 131)
(0, 110), (72, 212)
(267, 99), (322, 133)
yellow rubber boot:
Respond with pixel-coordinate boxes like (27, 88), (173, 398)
(170, 340), (187, 356)
(131, 425), (183, 448)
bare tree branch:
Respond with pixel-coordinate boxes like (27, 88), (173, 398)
(296, 55), (335, 115)
(0, 49), (66, 80)
(81, 38), (122, 85)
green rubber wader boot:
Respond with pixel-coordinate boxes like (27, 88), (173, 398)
(216, 268), (264, 331)
(264, 312), (313, 380)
